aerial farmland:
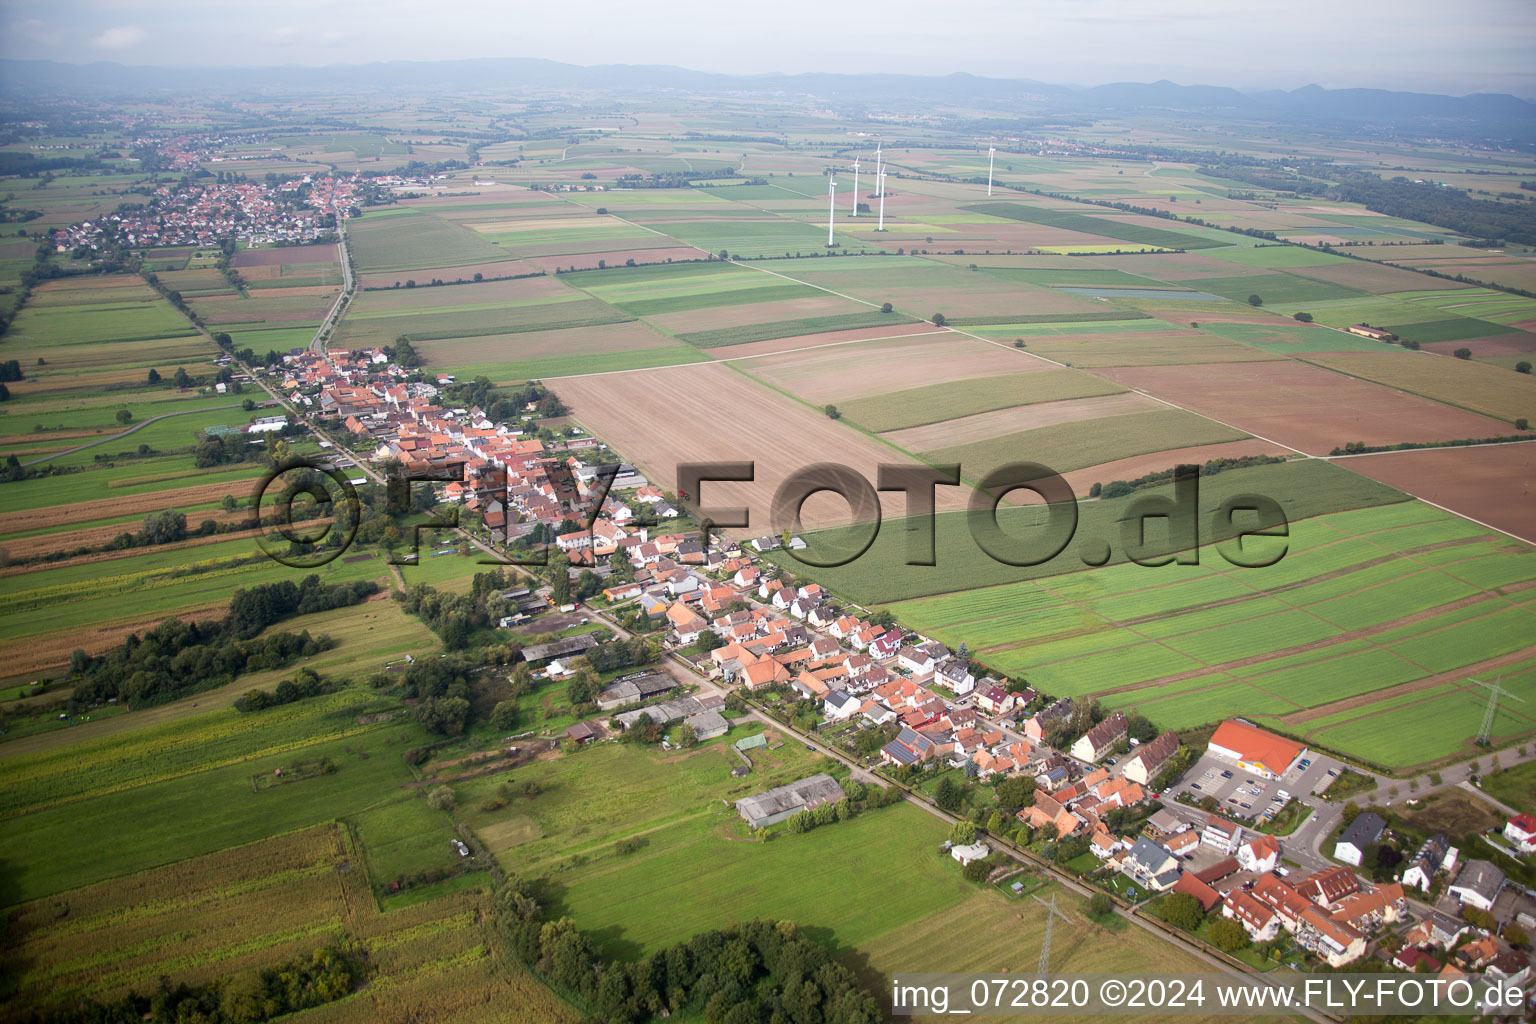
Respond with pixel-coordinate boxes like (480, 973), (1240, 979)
(1, 26), (1535, 1024)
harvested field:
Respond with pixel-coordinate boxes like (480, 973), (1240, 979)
(548, 362), (975, 528)
(347, 274), (571, 312)
(1059, 439), (1297, 495)
(1096, 360), (1514, 455)
(1341, 444), (1536, 543)
(231, 244), (338, 267)
(419, 319), (679, 364)
(736, 333), (1045, 402)
(1425, 334), (1536, 358)
(835, 369), (1127, 432)
(919, 408), (1250, 477)
(522, 246), (698, 273)
(645, 294), (862, 333)
(1285, 260), (1467, 295)
(676, 311), (920, 348)
(1096, 252), (1272, 280)
(417, 320), (705, 379)
(356, 258), (538, 289)
(1303, 350), (1536, 424)
(979, 327), (1279, 367)
(883, 392), (1158, 451)
(702, 325), (948, 360)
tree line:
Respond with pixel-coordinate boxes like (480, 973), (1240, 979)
(67, 576), (375, 708)
(25, 943), (364, 1024)
(493, 879), (884, 1024)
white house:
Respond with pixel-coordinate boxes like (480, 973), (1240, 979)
(951, 841), (990, 866)
(1237, 834), (1280, 874)
(1201, 815), (1242, 855)
(933, 659), (975, 696)
(1223, 891), (1281, 942)
(1334, 812), (1385, 867)
(1402, 834), (1452, 892)
(823, 690), (860, 721)
(1504, 814), (1536, 854)
(1447, 860), (1505, 912)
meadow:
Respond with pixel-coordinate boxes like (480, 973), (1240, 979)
(769, 458), (1408, 604)
(883, 500), (1536, 767)
(0, 824), (576, 1023)
(919, 407), (1251, 476)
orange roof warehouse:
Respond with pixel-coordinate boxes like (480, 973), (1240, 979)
(1207, 719), (1307, 779)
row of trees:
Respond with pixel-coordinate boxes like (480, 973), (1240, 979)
(36, 943), (364, 1024)
(493, 879), (884, 1024)
(1086, 454), (1288, 500)
(235, 667), (331, 712)
(66, 575), (373, 708)
(69, 620), (334, 710)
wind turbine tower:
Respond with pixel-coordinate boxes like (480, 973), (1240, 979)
(987, 146), (997, 196)
(876, 155), (888, 232)
(850, 158), (860, 216)
(827, 174), (837, 246)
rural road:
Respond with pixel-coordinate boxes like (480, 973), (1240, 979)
(309, 214), (354, 353)
(19, 402), (247, 468)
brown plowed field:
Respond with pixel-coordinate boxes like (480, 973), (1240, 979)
(548, 362), (975, 529)
(1096, 360), (1512, 455)
(1341, 444), (1536, 543)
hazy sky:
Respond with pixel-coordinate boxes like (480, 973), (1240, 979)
(4, 0), (1534, 97)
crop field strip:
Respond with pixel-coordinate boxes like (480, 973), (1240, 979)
(0, 824), (575, 1023)
(885, 501), (1535, 763)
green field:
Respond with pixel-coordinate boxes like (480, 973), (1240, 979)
(965, 202), (1231, 250)
(0, 688), (431, 902)
(835, 370), (1127, 432)
(554, 803), (962, 957)
(770, 457), (1408, 604)
(881, 500), (1536, 765)
(346, 207), (508, 271)
(676, 310), (919, 347)
(920, 407), (1250, 475)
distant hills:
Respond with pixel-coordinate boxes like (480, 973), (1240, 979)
(3, 57), (1532, 143)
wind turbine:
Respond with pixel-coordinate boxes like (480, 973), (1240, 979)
(850, 157), (860, 216)
(826, 173), (837, 247)
(877, 158), (887, 232)
(987, 146), (997, 196)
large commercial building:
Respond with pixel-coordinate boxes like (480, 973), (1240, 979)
(1207, 719), (1306, 779)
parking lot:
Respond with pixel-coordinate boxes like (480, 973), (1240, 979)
(1173, 749), (1347, 826)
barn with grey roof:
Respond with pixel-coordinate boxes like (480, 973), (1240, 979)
(735, 773), (845, 829)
